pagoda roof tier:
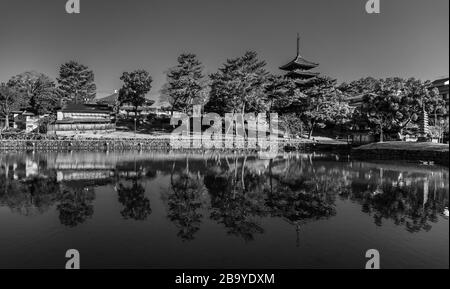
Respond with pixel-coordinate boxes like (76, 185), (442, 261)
(293, 78), (317, 86)
(285, 70), (320, 79)
(280, 55), (319, 71)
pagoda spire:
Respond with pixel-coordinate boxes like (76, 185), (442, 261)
(279, 34), (320, 85)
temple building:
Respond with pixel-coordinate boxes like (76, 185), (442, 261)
(431, 76), (449, 104)
(47, 103), (115, 135)
(279, 34), (320, 85)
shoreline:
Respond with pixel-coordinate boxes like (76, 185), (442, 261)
(352, 141), (450, 166)
(1, 139), (449, 167)
(0, 138), (351, 153)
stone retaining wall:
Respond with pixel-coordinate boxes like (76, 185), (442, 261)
(0, 138), (351, 153)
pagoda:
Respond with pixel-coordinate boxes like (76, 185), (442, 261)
(417, 108), (430, 142)
(280, 34), (319, 85)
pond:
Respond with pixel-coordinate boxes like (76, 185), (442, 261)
(0, 151), (448, 269)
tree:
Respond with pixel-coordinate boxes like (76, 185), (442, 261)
(163, 53), (206, 116)
(205, 51), (269, 115)
(7, 71), (60, 115)
(297, 76), (351, 139)
(358, 77), (444, 141)
(57, 61), (96, 104)
(0, 84), (24, 130)
(279, 113), (304, 137)
(339, 77), (379, 96)
(264, 74), (297, 113)
(118, 70), (153, 121)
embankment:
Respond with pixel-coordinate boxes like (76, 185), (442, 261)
(352, 142), (449, 166)
(0, 138), (351, 153)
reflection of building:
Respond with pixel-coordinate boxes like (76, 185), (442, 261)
(56, 171), (114, 182)
(349, 130), (375, 145)
(0, 157), (39, 180)
(280, 34), (320, 85)
(47, 103), (115, 134)
(48, 153), (116, 182)
(26, 159), (38, 178)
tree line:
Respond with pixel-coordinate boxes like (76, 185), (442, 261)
(1, 52), (447, 139)
(163, 51), (447, 139)
(0, 61), (97, 129)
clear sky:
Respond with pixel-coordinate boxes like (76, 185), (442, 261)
(0, 0), (448, 102)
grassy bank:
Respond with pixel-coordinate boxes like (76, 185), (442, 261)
(352, 142), (449, 166)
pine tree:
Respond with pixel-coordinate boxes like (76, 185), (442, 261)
(205, 51), (269, 115)
(118, 70), (153, 133)
(57, 61), (96, 104)
(164, 53), (206, 116)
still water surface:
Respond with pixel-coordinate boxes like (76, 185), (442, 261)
(0, 151), (448, 269)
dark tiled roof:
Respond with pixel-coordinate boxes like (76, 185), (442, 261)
(286, 70), (319, 79)
(96, 93), (118, 105)
(432, 77), (449, 85)
(60, 103), (113, 113)
(280, 55), (319, 71)
(95, 93), (156, 106)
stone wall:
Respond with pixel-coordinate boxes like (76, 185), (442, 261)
(0, 138), (351, 153)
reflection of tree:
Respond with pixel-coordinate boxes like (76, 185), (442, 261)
(266, 162), (338, 246)
(0, 175), (60, 216)
(267, 180), (336, 224)
(167, 159), (206, 241)
(205, 156), (268, 242)
(342, 181), (448, 233)
(0, 164), (96, 227)
(2, 152), (449, 242)
(57, 188), (95, 227)
(117, 181), (151, 221)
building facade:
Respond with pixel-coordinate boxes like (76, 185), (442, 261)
(47, 103), (115, 135)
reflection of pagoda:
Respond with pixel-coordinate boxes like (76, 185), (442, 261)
(279, 34), (319, 85)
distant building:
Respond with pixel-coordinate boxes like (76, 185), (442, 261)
(47, 103), (115, 135)
(95, 91), (119, 106)
(11, 111), (44, 133)
(431, 77), (449, 109)
(280, 34), (320, 85)
(432, 77), (449, 99)
(95, 91), (157, 116)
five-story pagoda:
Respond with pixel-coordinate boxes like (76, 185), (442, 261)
(280, 34), (319, 85)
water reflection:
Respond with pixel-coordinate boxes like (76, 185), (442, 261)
(0, 152), (448, 238)
(341, 181), (447, 233)
(57, 188), (95, 227)
(168, 159), (206, 241)
(117, 180), (151, 221)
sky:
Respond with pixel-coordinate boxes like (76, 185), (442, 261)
(0, 0), (448, 103)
